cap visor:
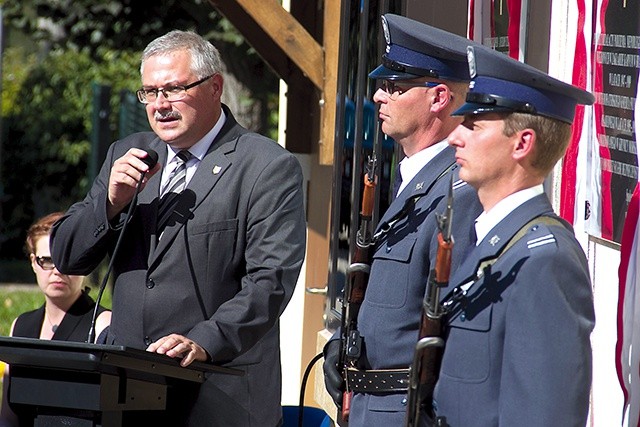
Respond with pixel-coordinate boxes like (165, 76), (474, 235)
(452, 103), (515, 117)
(368, 65), (422, 80)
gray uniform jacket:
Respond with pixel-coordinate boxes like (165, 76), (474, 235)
(346, 145), (482, 426)
(433, 194), (595, 427)
(51, 105), (307, 427)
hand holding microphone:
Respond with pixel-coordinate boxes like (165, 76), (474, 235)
(107, 148), (160, 220)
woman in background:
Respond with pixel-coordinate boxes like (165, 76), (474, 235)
(0, 211), (111, 426)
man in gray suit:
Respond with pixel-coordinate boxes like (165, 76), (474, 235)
(51, 30), (306, 426)
(434, 45), (596, 426)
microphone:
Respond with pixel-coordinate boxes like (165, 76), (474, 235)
(87, 149), (159, 343)
(142, 149), (159, 170)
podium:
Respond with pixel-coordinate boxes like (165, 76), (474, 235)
(0, 336), (242, 426)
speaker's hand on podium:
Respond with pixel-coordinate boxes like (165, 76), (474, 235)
(146, 333), (209, 367)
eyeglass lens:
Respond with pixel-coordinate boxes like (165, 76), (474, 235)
(35, 256), (55, 270)
(137, 75), (213, 104)
(381, 80), (438, 98)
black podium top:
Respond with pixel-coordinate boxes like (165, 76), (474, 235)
(0, 336), (242, 384)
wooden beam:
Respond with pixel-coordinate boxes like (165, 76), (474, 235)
(231, 0), (324, 90)
(209, 0), (338, 164)
(319, 0), (341, 165)
(208, 1), (294, 82)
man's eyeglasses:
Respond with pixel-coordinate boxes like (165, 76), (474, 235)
(381, 80), (440, 100)
(35, 256), (55, 271)
(136, 75), (214, 104)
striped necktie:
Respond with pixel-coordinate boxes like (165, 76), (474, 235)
(157, 150), (192, 235)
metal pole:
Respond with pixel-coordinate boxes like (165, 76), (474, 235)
(348, 0), (372, 255)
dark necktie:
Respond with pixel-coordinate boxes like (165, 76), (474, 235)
(157, 150), (192, 236)
(463, 222), (478, 258)
(392, 165), (403, 199)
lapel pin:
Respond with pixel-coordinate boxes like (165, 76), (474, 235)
(415, 182), (424, 190)
(212, 165), (222, 175)
(489, 235), (500, 246)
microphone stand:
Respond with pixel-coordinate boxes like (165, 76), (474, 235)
(87, 151), (157, 343)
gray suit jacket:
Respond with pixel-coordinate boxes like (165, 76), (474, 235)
(433, 194), (595, 426)
(51, 105), (307, 426)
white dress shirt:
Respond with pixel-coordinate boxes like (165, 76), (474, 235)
(160, 109), (227, 190)
(396, 139), (449, 196)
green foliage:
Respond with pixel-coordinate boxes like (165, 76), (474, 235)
(1, 48), (36, 116)
(2, 0), (225, 55)
(1, 46), (142, 258)
(0, 286), (42, 336)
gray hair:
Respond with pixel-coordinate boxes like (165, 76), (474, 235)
(140, 30), (223, 79)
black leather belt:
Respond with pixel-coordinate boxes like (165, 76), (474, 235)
(346, 367), (410, 393)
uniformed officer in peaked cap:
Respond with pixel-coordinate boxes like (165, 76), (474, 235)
(323, 13), (483, 426)
(434, 45), (596, 426)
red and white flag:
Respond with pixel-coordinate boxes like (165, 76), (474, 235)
(616, 63), (640, 427)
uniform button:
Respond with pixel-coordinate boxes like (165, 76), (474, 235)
(386, 246), (392, 253)
(146, 279), (155, 289)
(401, 397), (407, 406)
(144, 336), (152, 346)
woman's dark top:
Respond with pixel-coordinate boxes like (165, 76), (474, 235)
(12, 290), (108, 342)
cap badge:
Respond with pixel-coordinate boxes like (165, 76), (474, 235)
(467, 46), (477, 78)
(382, 15), (391, 46)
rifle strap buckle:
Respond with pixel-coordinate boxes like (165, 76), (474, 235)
(346, 367), (410, 393)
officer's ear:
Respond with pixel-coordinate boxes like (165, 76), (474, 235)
(430, 84), (452, 112)
(512, 128), (536, 161)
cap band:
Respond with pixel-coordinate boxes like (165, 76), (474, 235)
(382, 44), (469, 81)
(468, 76), (578, 123)
(465, 92), (538, 115)
(381, 55), (439, 78)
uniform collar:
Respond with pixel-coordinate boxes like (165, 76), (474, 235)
(475, 184), (544, 245)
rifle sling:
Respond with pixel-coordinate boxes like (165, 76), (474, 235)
(443, 215), (564, 308)
(373, 161), (456, 244)
(476, 215), (563, 273)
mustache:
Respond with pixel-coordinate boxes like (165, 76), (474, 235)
(154, 110), (182, 121)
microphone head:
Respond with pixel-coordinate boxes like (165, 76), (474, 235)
(143, 149), (159, 168)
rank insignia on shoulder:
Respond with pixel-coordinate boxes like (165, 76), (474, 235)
(527, 233), (556, 249)
(452, 179), (467, 190)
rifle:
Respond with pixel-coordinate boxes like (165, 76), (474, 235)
(338, 155), (377, 423)
(405, 176), (454, 427)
